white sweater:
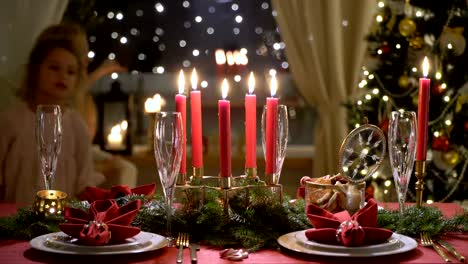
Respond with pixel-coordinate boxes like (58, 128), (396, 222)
(0, 101), (104, 204)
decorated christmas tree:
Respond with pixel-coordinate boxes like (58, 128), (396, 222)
(347, 0), (468, 202)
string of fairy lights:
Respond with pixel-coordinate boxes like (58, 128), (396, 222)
(354, 0), (468, 202)
(82, 0), (289, 84)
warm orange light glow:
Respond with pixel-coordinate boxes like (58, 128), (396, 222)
(191, 68), (198, 90)
(144, 93), (162, 113)
(422, 56), (429, 77)
(248, 72), (255, 94)
(221, 78), (229, 99)
(215, 49), (226, 65)
(226, 51), (234, 66)
(178, 70), (185, 94)
(234, 50), (241, 65)
(270, 75), (278, 97)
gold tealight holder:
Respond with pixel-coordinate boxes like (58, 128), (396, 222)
(33, 190), (68, 218)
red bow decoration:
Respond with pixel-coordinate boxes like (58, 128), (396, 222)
(305, 199), (392, 247)
(59, 199), (141, 246)
(84, 184), (156, 203)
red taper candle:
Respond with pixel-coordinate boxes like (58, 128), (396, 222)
(190, 68), (203, 168)
(416, 57), (430, 161)
(176, 70), (187, 174)
(265, 75), (278, 174)
(245, 72), (257, 169)
(219, 79), (231, 177)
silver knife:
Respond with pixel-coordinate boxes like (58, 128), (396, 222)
(190, 243), (200, 263)
(437, 240), (465, 262)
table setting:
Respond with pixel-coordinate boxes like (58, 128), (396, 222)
(1, 68), (468, 264)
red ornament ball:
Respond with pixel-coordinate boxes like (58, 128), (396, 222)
(379, 119), (389, 135)
(464, 121), (468, 132)
(432, 136), (450, 151)
(431, 82), (445, 96)
(380, 44), (391, 55)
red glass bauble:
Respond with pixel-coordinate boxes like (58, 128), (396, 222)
(431, 136), (450, 151)
(379, 119), (389, 135)
(431, 82), (445, 96)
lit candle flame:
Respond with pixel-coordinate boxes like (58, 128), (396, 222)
(191, 68), (198, 90)
(178, 70), (185, 94)
(422, 56), (429, 77)
(111, 124), (121, 134)
(248, 72), (255, 94)
(226, 51), (234, 66)
(120, 120), (128, 131)
(270, 74), (277, 97)
(221, 78), (229, 99)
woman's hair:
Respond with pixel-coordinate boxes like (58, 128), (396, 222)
(17, 24), (86, 103)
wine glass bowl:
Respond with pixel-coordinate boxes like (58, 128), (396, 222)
(388, 110), (417, 215)
(36, 105), (62, 190)
(261, 105), (289, 184)
(153, 112), (184, 246)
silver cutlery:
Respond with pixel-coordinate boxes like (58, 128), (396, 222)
(190, 243), (200, 263)
(176, 233), (189, 263)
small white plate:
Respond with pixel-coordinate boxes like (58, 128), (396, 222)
(30, 231), (168, 255)
(278, 231), (417, 257)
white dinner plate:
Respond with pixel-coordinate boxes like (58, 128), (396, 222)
(30, 231), (168, 255)
(278, 230), (417, 257)
(295, 230), (401, 253)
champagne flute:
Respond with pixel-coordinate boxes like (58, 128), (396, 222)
(261, 105), (289, 184)
(36, 105), (62, 190)
(153, 112), (184, 245)
(388, 110), (417, 215)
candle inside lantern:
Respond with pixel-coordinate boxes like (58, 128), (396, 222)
(144, 94), (162, 113)
(190, 68), (203, 170)
(176, 70), (187, 175)
(107, 124), (124, 149)
(416, 57), (430, 161)
(245, 72), (256, 169)
(265, 75), (278, 175)
(218, 78), (231, 178)
(145, 94), (161, 113)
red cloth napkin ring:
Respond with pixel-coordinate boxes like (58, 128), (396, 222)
(79, 221), (111, 246)
(335, 220), (364, 246)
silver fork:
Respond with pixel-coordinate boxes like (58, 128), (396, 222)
(420, 233), (451, 262)
(176, 233), (189, 263)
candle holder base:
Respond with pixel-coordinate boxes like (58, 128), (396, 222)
(192, 167), (204, 179)
(415, 160), (427, 207)
(174, 175), (283, 213)
(245, 167), (257, 178)
(265, 173), (280, 185)
(177, 173), (187, 186)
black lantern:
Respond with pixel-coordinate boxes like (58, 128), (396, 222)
(96, 80), (133, 155)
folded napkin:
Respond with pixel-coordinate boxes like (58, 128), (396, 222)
(305, 199), (392, 247)
(84, 184), (156, 202)
(59, 199), (142, 246)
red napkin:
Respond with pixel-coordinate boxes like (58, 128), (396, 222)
(305, 199), (392, 247)
(59, 199), (142, 246)
(84, 184), (156, 203)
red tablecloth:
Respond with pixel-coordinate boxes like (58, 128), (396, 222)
(0, 203), (467, 264)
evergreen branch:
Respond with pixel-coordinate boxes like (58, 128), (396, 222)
(2, 194), (467, 251)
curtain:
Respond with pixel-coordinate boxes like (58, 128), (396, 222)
(271, 0), (374, 177)
(0, 0), (68, 110)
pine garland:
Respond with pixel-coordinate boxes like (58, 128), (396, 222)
(1, 193), (467, 251)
